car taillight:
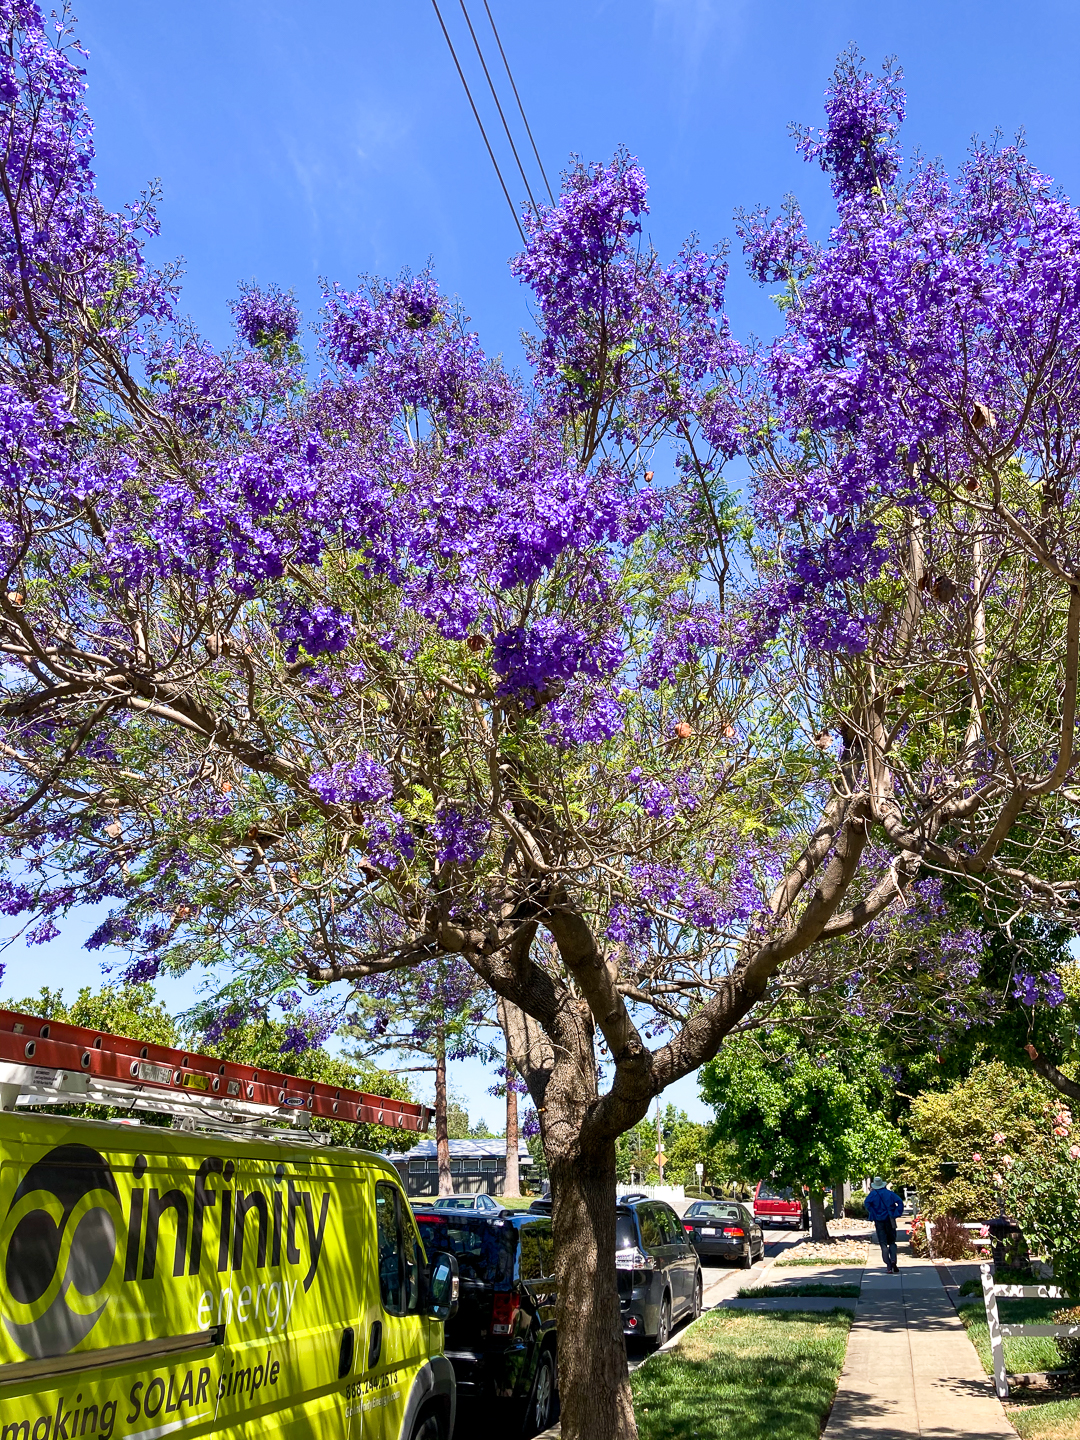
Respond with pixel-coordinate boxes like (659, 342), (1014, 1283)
(684, 1224), (694, 1233)
(723, 1227), (746, 1237)
(491, 1291), (520, 1336)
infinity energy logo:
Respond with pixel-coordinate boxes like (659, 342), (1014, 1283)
(0, 1144), (124, 1358)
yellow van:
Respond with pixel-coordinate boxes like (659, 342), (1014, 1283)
(0, 1109), (458, 1440)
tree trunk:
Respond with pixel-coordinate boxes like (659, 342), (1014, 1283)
(832, 1179), (847, 1225)
(435, 1033), (452, 1198)
(551, 1129), (637, 1440)
(808, 1188), (829, 1243)
(504, 1078), (521, 1197)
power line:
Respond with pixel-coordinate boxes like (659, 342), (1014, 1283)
(482, 0), (555, 206)
(430, 0), (527, 246)
(458, 0), (538, 217)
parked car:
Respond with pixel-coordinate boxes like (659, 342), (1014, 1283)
(426, 1193), (503, 1213)
(682, 1200), (765, 1267)
(413, 1208), (558, 1437)
(753, 1180), (809, 1229)
(616, 1196), (702, 1349)
(528, 1196), (552, 1214)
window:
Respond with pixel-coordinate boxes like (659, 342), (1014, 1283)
(409, 1160), (427, 1173)
(375, 1181), (422, 1316)
(638, 1206), (666, 1250)
(426, 1158), (439, 1172)
(415, 1215), (515, 1284)
(616, 1213), (639, 1251)
(518, 1221), (554, 1282)
(449, 1159), (463, 1174)
(480, 1158), (497, 1173)
(658, 1208), (682, 1245)
(463, 1158), (480, 1175)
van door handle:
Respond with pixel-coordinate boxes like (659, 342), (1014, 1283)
(368, 1320), (382, 1370)
(338, 1326), (355, 1378)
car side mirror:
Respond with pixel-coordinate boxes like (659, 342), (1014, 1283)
(426, 1250), (459, 1321)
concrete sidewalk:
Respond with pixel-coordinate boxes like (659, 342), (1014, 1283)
(823, 1255), (1016, 1439)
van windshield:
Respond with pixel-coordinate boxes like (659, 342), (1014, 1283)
(415, 1215), (515, 1284)
(757, 1186), (794, 1202)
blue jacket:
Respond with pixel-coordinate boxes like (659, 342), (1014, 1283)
(865, 1186), (903, 1222)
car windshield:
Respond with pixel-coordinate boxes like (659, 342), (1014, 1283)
(615, 1213), (638, 1250)
(687, 1203), (744, 1220)
(757, 1186), (794, 1202)
(415, 1215), (515, 1284)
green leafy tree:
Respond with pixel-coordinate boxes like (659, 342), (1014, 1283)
(702, 1035), (901, 1240)
(8, 983), (180, 1047)
(897, 1060), (1054, 1221)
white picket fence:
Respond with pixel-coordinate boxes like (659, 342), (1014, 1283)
(981, 1263), (1076, 1398)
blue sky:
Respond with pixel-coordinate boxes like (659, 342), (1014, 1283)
(9, 0), (1080, 1127)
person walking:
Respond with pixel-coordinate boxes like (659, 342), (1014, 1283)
(865, 1176), (904, 1273)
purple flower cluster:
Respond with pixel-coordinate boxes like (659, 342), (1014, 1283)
(1013, 971), (1066, 1009)
(793, 49), (906, 202)
(309, 754), (393, 807)
(431, 807), (489, 867)
(232, 282), (301, 349)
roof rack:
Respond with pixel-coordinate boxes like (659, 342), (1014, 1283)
(0, 1008), (431, 1138)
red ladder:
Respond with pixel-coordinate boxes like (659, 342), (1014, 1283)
(0, 1008), (431, 1135)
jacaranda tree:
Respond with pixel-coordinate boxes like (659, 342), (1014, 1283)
(2, 10), (1080, 1432)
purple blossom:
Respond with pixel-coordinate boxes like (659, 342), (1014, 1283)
(232, 282), (301, 349)
(431, 807), (489, 867)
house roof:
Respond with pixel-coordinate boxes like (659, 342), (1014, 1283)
(387, 1137), (532, 1162)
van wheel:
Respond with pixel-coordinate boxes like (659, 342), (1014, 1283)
(523, 1349), (557, 1436)
(410, 1411), (442, 1440)
(652, 1294), (672, 1350)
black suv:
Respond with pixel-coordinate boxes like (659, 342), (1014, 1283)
(616, 1196), (702, 1348)
(414, 1207), (558, 1437)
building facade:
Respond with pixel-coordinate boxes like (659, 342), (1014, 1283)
(388, 1138), (534, 1197)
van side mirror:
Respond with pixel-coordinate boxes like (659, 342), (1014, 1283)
(427, 1251), (459, 1321)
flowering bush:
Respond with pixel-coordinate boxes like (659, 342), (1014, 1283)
(897, 1063), (1055, 1220)
(1007, 1105), (1080, 1300)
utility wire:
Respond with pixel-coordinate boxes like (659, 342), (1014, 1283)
(430, 0), (527, 246)
(482, 0), (556, 206)
(458, 0), (538, 217)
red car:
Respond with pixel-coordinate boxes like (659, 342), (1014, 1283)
(753, 1180), (809, 1229)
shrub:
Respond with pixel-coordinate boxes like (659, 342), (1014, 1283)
(1006, 1102), (1080, 1300)
(930, 1214), (975, 1260)
(1053, 1307), (1080, 1376)
(897, 1062), (1054, 1220)
(844, 1194), (867, 1219)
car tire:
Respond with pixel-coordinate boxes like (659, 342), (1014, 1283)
(410, 1410), (443, 1440)
(740, 1245), (753, 1269)
(522, 1349), (557, 1438)
(652, 1293), (672, 1350)
(691, 1273), (702, 1321)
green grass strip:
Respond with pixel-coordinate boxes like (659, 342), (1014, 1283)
(957, 1298), (1063, 1377)
(737, 1282), (860, 1298)
(774, 1255), (866, 1267)
(631, 1306), (852, 1440)
(1006, 1393), (1080, 1440)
